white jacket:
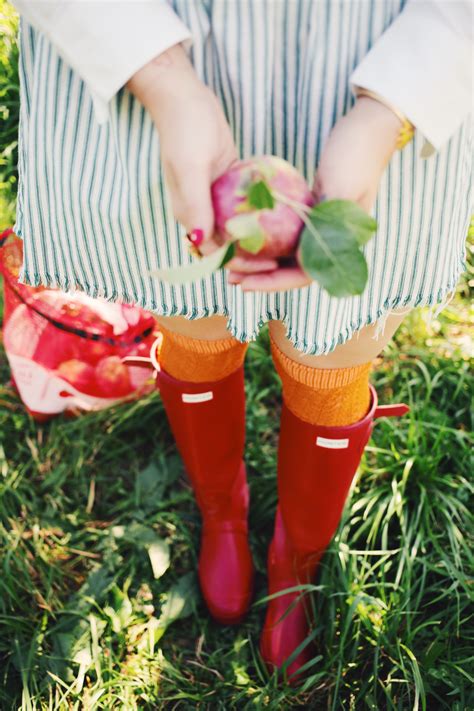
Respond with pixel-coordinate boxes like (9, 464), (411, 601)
(12, 0), (474, 151)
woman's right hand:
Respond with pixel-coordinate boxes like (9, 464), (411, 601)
(128, 44), (238, 255)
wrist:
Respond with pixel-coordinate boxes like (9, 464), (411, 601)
(353, 95), (402, 153)
(127, 43), (202, 108)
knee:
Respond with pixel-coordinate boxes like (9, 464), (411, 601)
(268, 310), (408, 369)
(156, 314), (233, 342)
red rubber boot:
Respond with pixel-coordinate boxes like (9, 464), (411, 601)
(157, 366), (254, 624)
(261, 385), (409, 680)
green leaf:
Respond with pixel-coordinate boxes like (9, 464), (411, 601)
(104, 585), (133, 632)
(238, 234), (266, 254)
(308, 199), (377, 246)
(147, 539), (170, 580)
(149, 243), (229, 284)
(246, 179), (275, 209)
(225, 213), (265, 254)
(134, 462), (162, 510)
(221, 242), (236, 267)
(75, 567), (115, 611)
(157, 573), (198, 629)
(298, 199), (376, 297)
(112, 523), (170, 579)
(299, 226), (368, 297)
(135, 456), (182, 511)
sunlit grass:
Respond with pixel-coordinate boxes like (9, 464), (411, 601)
(0, 282), (472, 709)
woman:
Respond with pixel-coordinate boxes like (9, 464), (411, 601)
(12, 0), (473, 680)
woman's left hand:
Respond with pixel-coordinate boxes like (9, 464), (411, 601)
(227, 96), (402, 292)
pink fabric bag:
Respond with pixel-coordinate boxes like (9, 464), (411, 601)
(1, 230), (159, 420)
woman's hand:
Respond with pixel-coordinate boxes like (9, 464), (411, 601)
(228, 96), (401, 291)
(313, 96), (402, 209)
(128, 44), (238, 255)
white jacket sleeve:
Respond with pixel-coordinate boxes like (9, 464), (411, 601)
(350, 0), (473, 153)
(12, 0), (192, 122)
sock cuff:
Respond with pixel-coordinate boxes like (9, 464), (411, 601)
(160, 325), (248, 356)
(270, 336), (372, 389)
(159, 325), (248, 383)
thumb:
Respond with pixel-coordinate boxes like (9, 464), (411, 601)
(166, 165), (217, 256)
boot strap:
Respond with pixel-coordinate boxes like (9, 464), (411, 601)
(374, 402), (409, 419)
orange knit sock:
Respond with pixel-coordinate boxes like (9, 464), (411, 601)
(159, 326), (248, 383)
(271, 338), (371, 427)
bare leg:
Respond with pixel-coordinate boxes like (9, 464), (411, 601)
(268, 310), (408, 367)
(156, 314), (232, 341)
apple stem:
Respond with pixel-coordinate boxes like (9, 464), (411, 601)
(271, 190), (313, 215)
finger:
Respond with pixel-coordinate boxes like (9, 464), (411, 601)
(227, 271), (246, 285)
(239, 267), (312, 293)
(166, 165), (216, 255)
(226, 256), (279, 273)
(312, 174), (329, 204)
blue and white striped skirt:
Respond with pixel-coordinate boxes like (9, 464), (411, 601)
(14, 0), (473, 355)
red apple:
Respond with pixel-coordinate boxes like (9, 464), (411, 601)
(95, 356), (132, 397)
(34, 325), (83, 369)
(83, 340), (115, 365)
(211, 156), (314, 260)
(57, 359), (96, 393)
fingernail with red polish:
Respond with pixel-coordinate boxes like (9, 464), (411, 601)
(187, 228), (204, 248)
(227, 273), (242, 285)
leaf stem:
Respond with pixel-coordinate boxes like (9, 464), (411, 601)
(273, 190), (341, 271)
(272, 190), (313, 215)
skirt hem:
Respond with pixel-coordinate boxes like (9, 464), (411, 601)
(17, 257), (466, 357)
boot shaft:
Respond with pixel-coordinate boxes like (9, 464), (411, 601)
(157, 366), (247, 518)
(278, 385), (409, 558)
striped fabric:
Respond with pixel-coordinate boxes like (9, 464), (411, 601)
(14, 0), (473, 355)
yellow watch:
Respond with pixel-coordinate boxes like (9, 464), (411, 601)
(354, 87), (415, 150)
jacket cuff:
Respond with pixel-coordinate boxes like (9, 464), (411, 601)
(350, 0), (473, 153)
(14, 1), (192, 123)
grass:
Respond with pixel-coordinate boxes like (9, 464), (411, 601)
(0, 6), (472, 705)
(0, 272), (472, 708)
